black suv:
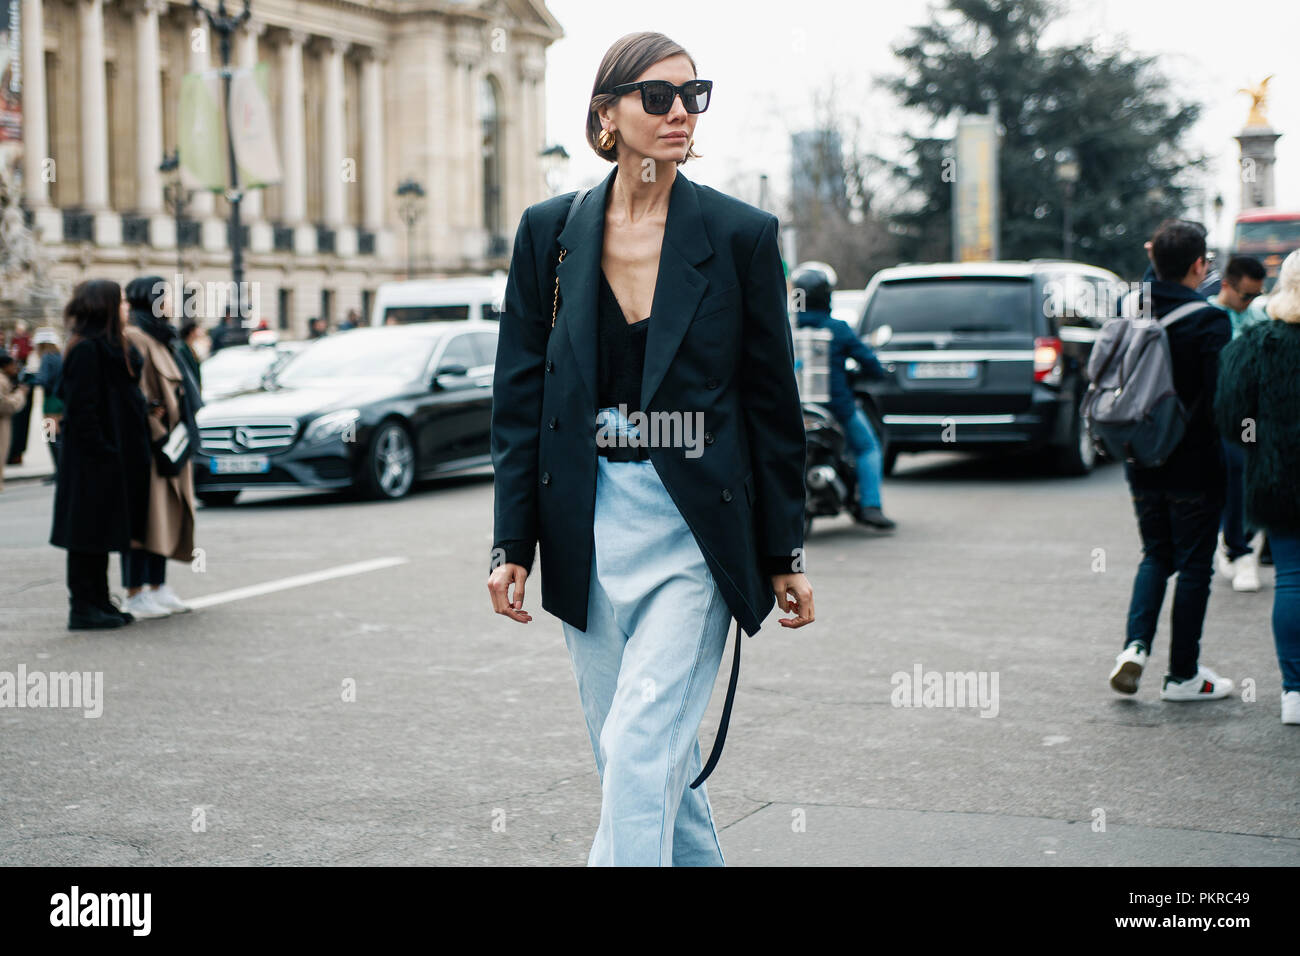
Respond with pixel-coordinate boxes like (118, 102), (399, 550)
(854, 261), (1126, 475)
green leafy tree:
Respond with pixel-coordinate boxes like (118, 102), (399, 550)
(883, 0), (1206, 278)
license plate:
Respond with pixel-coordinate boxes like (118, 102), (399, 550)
(210, 455), (270, 475)
(908, 361), (979, 380)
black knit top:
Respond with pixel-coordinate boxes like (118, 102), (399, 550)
(596, 268), (649, 413)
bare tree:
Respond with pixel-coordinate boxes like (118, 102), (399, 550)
(786, 79), (899, 289)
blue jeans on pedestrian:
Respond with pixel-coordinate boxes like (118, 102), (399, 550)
(560, 406), (734, 866)
(1221, 440), (1253, 560)
(1269, 533), (1300, 693)
(1125, 487), (1221, 681)
(842, 407), (883, 509)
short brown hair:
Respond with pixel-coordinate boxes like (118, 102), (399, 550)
(586, 32), (701, 164)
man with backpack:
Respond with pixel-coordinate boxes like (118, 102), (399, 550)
(1101, 220), (1235, 701)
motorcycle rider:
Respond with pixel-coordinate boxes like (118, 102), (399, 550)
(791, 263), (896, 531)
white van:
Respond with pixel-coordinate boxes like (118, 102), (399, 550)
(370, 274), (507, 327)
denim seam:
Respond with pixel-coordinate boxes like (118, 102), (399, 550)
(658, 579), (720, 866)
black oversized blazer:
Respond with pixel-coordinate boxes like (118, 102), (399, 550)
(490, 165), (806, 637)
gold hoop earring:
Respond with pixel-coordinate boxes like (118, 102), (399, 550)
(597, 127), (616, 151)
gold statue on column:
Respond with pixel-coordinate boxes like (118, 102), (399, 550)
(1238, 75), (1274, 128)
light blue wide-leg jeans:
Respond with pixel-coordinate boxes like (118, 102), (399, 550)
(560, 406), (734, 867)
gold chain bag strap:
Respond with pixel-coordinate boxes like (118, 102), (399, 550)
(551, 188), (590, 329)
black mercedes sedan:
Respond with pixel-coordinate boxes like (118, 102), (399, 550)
(193, 322), (498, 505)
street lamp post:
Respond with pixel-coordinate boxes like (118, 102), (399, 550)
(396, 178), (426, 279)
(1213, 193), (1226, 258)
(1056, 148), (1080, 260)
(538, 144), (570, 197)
(191, 0), (251, 320)
(159, 150), (193, 283)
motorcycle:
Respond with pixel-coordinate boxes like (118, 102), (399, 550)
(801, 401), (859, 537)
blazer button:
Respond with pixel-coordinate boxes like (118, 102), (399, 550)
(541, 472), (551, 485)
(721, 488), (732, 502)
(703, 431), (714, 445)
(545, 360), (554, 373)
(548, 417), (558, 430)
(705, 377), (719, 389)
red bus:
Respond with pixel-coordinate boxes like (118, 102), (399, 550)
(1232, 209), (1300, 291)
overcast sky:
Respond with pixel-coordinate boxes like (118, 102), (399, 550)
(542, 0), (1294, 248)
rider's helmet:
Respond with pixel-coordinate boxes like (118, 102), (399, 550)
(790, 261), (837, 313)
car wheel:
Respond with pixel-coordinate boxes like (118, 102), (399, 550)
(1053, 398), (1096, 476)
(362, 421), (416, 500)
(882, 447), (899, 477)
(863, 401), (893, 475)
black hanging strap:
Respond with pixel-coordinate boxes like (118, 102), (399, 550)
(690, 617), (743, 790)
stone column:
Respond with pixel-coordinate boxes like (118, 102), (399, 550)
(524, 52), (546, 207)
(21, 0), (62, 242)
(360, 49), (386, 234)
(276, 29), (314, 254)
(450, 38), (483, 263)
(135, 0), (174, 248)
(240, 20), (272, 252)
(78, 0), (120, 244)
(186, 5), (222, 250)
(1235, 127), (1282, 211)
(320, 38), (354, 256)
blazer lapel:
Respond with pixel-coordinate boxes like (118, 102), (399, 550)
(554, 166), (714, 414)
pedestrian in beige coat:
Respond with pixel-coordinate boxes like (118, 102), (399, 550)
(0, 349), (32, 491)
(119, 276), (199, 619)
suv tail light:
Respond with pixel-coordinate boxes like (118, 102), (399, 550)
(1033, 337), (1064, 385)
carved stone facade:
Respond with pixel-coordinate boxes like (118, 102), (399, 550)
(20, 0), (562, 334)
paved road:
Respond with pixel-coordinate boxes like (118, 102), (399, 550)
(1, 451), (1296, 866)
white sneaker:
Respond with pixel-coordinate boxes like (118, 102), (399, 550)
(124, 590), (172, 620)
(1283, 691), (1300, 726)
(1216, 549), (1240, 581)
(1160, 665), (1234, 702)
(1232, 553), (1261, 592)
(150, 584), (191, 613)
(1109, 644), (1149, 695)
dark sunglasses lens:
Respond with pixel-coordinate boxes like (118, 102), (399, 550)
(682, 82), (710, 113)
(640, 82), (675, 114)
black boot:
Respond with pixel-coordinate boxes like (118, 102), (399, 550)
(95, 598), (135, 625)
(69, 599), (127, 631)
(851, 505), (897, 531)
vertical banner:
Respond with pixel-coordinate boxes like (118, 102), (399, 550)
(179, 66), (281, 193)
(953, 113), (1000, 262)
(230, 64), (282, 188)
(178, 70), (226, 191)
(0, 0), (22, 189)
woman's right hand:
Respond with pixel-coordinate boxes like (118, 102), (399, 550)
(488, 563), (533, 623)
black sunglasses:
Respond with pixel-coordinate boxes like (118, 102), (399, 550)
(604, 80), (712, 115)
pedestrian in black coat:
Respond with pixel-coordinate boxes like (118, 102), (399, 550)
(49, 279), (153, 630)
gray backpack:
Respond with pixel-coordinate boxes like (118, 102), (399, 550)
(1081, 301), (1205, 468)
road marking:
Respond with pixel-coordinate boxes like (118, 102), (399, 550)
(186, 557), (410, 609)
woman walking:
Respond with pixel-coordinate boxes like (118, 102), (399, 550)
(120, 276), (200, 618)
(1216, 249), (1300, 725)
(0, 349), (30, 491)
(487, 32), (813, 866)
(50, 279), (152, 630)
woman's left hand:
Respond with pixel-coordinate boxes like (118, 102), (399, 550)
(770, 573), (814, 627)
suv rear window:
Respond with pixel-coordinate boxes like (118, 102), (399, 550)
(861, 278), (1034, 336)
(382, 304), (470, 325)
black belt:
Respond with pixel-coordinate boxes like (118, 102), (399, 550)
(597, 444), (651, 462)
(690, 616), (742, 790)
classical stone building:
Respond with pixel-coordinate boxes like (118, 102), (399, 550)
(19, 0), (561, 335)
